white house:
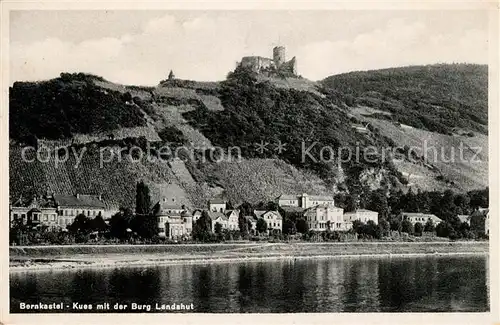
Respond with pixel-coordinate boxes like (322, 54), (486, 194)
(225, 209), (240, 231)
(254, 210), (283, 232)
(344, 209), (379, 225)
(401, 212), (442, 226)
(303, 205), (348, 231)
(208, 199), (226, 212)
(277, 193), (335, 209)
(208, 211), (228, 232)
(153, 198), (190, 239)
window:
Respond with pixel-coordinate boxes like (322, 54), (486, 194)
(51, 215), (56, 221)
(13, 213), (18, 220)
(22, 214), (26, 219)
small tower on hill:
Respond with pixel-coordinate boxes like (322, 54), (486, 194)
(168, 70), (175, 80)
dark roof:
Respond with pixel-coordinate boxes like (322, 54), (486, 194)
(208, 211), (227, 221)
(277, 193), (334, 201)
(457, 215), (470, 223)
(225, 209), (239, 217)
(471, 209), (489, 217)
(243, 215), (257, 222)
(280, 206), (305, 213)
(254, 210), (282, 220)
(54, 194), (105, 209)
(209, 198), (226, 204)
(12, 195), (57, 209)
(343, 209), (376, 214)
(153, 200), (185, 216)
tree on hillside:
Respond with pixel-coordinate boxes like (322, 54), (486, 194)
(296, 218), (309, 234)
(214, 222), (223, 236)
(135, 181), (151, 216)
(424, 218), (435, 233)
(68, 214), (91, 234)
(389, 215), (402, 232)
(283, 218), (297, 235)
(401, 219), (414, 234)
(90, 213), (108, 233)
(133, 215), (159, 239)
(438, 190), (458, 222)
(379, 219), (390, 237)
(414, 222), (423, 236)
(238, 201), (254, 217)
(256, 218), (267, 234)
(468, 187), (488, 209)
(436, 221), (456, 239)
(415, 189), (431, 213)
(238, 215), (249, 235)
(351, 220), (364, 235)
(367, 189), (389, 220)
(192, 211), (213, 241)
(110, 208), (134, 239)
(388, 189), (404, 215)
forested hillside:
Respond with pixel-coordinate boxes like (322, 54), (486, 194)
(9, 64), (489, 210)
(9, 73), (148, 143)
(322, 64), (488, 135)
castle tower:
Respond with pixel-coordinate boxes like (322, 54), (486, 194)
(273, 46), (286, 67)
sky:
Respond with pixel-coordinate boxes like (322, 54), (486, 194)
(10, 10), (489, 85)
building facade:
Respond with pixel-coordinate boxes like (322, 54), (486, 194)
(153, 197), (191, 239)
(401, 212), (442, 226)
(10, 194), (106, 230)
(254, 210), (282, 232)
(344, 209), (379, 225)
(54, 194), (106, 228)
(239, 46), (297, 76)
(277, 193), (335, 209)
(208, 199), (226, 213)
(225, 210), (240, 231)
(304, 205), (349, 231)
(470, 208), (489, 235)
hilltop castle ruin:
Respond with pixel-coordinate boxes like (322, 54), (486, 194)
(239, 46), (297, 77)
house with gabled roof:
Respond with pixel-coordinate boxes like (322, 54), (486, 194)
(304, 204), (347, 231)
(254, 210), (283, 233)
(208, 210), (228, 232)
(401, 212), (442, 226)
(225, 209), (240, 231)
(152, 197), (192, 239)
(208, 198), (226, 212)
(277, 193), (334, 209)
(10, 194), (59, 230)
(470, 208), (489, 235)
(344, 209), (379, 225)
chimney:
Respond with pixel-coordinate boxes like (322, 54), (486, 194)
(76, 194), (80, 199)
(98, 194), (102, 201)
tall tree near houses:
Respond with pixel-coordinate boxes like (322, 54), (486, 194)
(135, 180), (151, 216)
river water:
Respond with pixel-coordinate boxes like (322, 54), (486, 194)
(10, 255), (489, 313)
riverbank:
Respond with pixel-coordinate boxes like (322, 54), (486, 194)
(10, 241), (488, 272)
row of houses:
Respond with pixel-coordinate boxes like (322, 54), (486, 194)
(9, 194), (116, 230)
(153, 197), (283, 239)
(10, 192), (490, 239)
(278, 193), (379, 232)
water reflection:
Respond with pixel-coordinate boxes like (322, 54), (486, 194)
(10, 255), (489, 313)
